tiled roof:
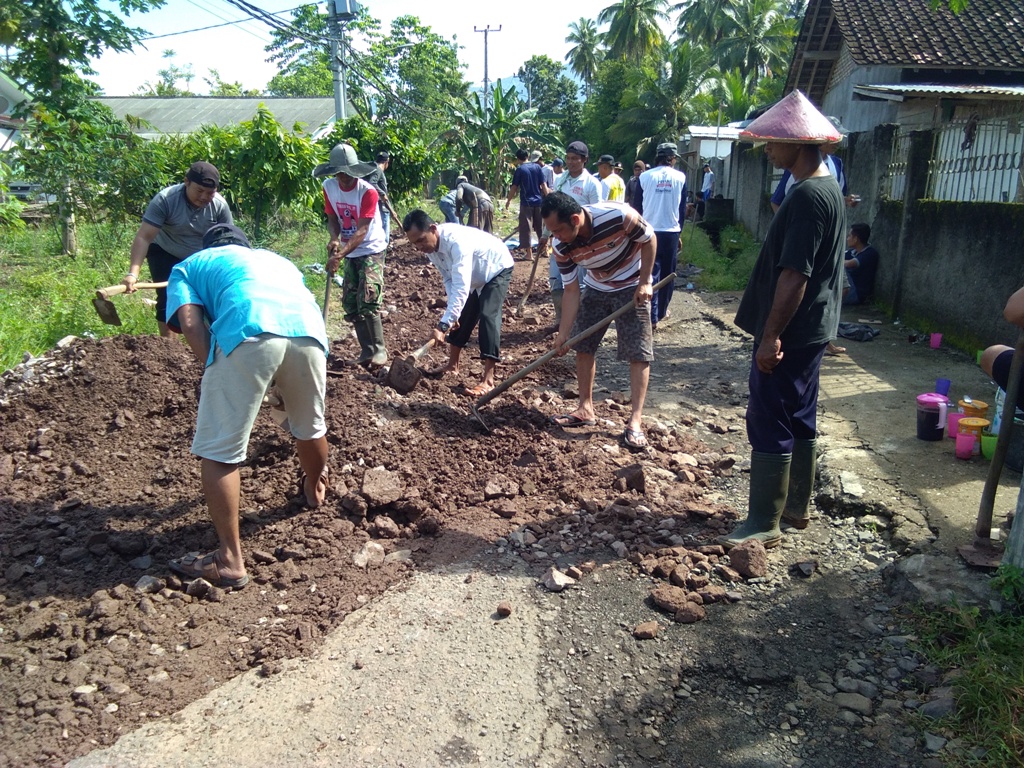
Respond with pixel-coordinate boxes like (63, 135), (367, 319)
(833, 0), (1024, 69)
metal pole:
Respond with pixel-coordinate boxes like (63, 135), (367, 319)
(474, 25), (501, 111)
(339, 27), (348, 121)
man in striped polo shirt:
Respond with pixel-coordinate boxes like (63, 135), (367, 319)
(541, 192), (657, 450)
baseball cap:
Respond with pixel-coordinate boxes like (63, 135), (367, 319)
(566, 141), (589, 158)
(186, 161), (221, 189)
(656, 142), (679, 158)
(202, 223), (250, 249)
(598, 154), (614, 165)
(552, 158), (564, 167)
(529, 150), (542, 162)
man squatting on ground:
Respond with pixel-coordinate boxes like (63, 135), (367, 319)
(719, 90), (846, 549)
(505, 148), (549, 258)
(123, 161), (233, 337)
(402, 209), (514, 396)
(453, 176), (496, 233)
(636, 142), (688, 331)
(315, 143), (390, 369)
(165, 224), (330, 589)
(549, 141), (605, 331)
(542, 191), (657, 451)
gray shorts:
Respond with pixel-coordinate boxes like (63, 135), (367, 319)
(192, 334), (327, 464)
(571, 286), (654, 362)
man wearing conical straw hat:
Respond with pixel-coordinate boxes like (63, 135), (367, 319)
(719, 90), (847, 549)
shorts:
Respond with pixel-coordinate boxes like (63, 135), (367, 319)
(192, 334), (327, 464)
(570, 285), (654, 362)
(992, 349), (1024, 411)
(146, 242), (183, 324)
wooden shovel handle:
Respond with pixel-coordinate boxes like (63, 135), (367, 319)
(96, 282), (168, 301)
(406, 337), (437, 363)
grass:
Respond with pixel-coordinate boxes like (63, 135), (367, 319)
(910, 596), (1024, 767)
(681, 222), (760, 292)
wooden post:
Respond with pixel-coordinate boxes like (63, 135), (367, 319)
(889, 129), (933, 318)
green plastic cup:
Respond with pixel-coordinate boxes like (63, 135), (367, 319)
(981, 431), (998, 460)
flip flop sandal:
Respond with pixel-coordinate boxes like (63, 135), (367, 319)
(463, 383), (493, 397)
(169, 551), (249, 589)
(298, 467), (330, 509)
(549, 413), (597, 427)
(622, 428), (649, 450)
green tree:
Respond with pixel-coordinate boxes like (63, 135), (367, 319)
(1, 0), (163, 112)
(263, 4), (334, 97)
(611, 41), (714, 159)
(713, 0), (796, 80)
(597, 0), (669, 64)
(517, 55), (577, 113)
(439, 81), (562, 193)
(564, 18), (604, 98)
(673, 0), (736, 49)
(578, 59), (633, 162)
(204, 70), (260, 98)
(134, 49), (195, 96)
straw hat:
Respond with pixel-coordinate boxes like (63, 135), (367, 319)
(739, 91), (842, 145)
(312, 144), (377, 178)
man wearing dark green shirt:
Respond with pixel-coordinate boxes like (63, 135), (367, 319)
(721, 90), (846, 549)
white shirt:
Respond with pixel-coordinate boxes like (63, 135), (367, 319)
(701, 170), (714, 196)
(429, 224), (515, 325)
(321, 177), (388, 257)
(638, 165), (687, 232)
(553, 168), (604, 205)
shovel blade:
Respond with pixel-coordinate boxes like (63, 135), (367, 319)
(93, 296), (122, 326)
(385, 357), (422, 394)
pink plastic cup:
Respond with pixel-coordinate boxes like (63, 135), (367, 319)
(948, 411), (965, 439)
(930, 333), (942, 349)
(955, 432), (976, 460)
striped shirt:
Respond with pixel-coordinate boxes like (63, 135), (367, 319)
(552, 202), (654, 292)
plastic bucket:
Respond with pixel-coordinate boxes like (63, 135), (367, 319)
(958, 399), (989, 419)
(916, 393), (948, 441)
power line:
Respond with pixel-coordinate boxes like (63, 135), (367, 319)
(141, 3), (313, 43)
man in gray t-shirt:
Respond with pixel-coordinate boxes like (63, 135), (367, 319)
(123, 161), (233, 337)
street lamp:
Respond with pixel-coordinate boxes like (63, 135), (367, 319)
(328, 0), (361, 123)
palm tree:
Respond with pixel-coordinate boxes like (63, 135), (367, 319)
(673, 0), (737, 49)
(597, 0), (669, 65)
(565, 18), (603, 97)
(713, 0), (796, 80)
(610, 40), (714, 157)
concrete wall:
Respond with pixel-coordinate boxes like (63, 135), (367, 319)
(821, 64), (903, 133)
(721, 122), (1024, 351)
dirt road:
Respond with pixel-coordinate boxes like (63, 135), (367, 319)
(1, 245), (1004, 767)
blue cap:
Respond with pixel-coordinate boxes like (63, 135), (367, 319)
(552, 158), (564, 167)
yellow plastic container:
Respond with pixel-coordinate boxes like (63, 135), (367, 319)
(959, 417), (990, 456)
(958, 399), (989, 419)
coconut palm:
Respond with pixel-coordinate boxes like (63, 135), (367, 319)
(597, 0), (669, 65)
(713, 0), (796, 80)
(565, 18), (604, 97)
(673, 0), (737, 49)
(610, 40), (714, 157)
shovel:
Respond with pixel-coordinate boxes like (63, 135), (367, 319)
(515, 246), (545, 317)
(385, 338), (437, 394)
(470, 272), (676, 432)
(93, 281), (167, 326)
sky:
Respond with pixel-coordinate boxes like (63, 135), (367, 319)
(89, 0), (636, 96)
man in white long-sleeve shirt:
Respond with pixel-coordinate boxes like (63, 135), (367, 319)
(402, 209), (514, 396)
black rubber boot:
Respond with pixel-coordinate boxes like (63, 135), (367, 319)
(365, 313), (388, 368)
(352, 318), (373, 366)
(551, 289), (563, 328)
(782, 439), (817, 530)
(718, 451), (792, 549)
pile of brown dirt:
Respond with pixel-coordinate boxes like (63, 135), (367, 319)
(0, 242), (732, 767)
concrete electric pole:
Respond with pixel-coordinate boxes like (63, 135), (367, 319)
(473, 25), (502, 111)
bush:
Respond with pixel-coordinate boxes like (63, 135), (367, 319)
(682, 222), (760, 292)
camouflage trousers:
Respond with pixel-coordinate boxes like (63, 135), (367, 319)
(341, 252), (385, 321)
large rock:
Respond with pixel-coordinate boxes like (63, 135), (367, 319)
(650, 585), (690, 615)
(673, 602), (706, 624)
(361, 466), (405, 508)
(353, 541), (386, 569)
(484, 474), (519, 500)
(541, 567), (576, 592)
(834, 692), (873, 716)
(728, 539), (768, 579)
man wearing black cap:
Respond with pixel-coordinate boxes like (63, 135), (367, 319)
(362, 150), (402, 241)
(637, 143), (688, 330)
(123, 161), (234, 337)
(164, 223), (330, 589)
(596, 154), (625, 202)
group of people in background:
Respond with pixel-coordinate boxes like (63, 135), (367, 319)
(116, 93), (893, 588)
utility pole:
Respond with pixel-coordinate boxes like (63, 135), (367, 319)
(328, 0), (360, 123)
(474, 25), (501, 111)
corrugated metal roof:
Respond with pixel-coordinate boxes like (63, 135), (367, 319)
(685, 126), (742, 140)
(854, 83), (1024, 99)
(94, 97), (339, 137)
